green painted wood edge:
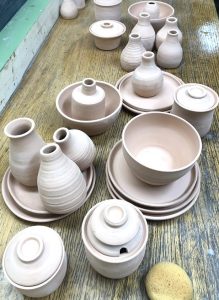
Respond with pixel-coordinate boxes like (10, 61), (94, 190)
(0, 0), (50, 71)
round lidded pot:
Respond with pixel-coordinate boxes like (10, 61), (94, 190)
(89, 20), (126, 50)
(93, 0), (122, 21)
(171, 83), (219, 137)
(2, 226), (67, 298)
(82, 199), (148, 279)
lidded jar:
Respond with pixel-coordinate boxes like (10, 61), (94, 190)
(143, 1), (160, 19)
(71, 78), (105, 120)
(93, 0), (122, 21)
(171, 83), (219, 137)
(2, 226), (67, 298)
(132, 51), (163, 97)
(82, 199), (148, 279)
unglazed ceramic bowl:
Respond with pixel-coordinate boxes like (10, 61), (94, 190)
(122, 112), (202, 185)
(56, 81), (122, 136)
(128, 1), (174, 32)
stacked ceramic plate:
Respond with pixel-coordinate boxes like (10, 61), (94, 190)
(1, 166), (96, 223)
(106, 141), (201, 221)
(116, 71), (184, 114)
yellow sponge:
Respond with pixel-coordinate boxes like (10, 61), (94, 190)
(145, 262), (193, 300)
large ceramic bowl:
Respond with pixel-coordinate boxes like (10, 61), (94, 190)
(122, 112), (202, 185)
(128, 1), (174, 32)
(56, 81), (122, 136)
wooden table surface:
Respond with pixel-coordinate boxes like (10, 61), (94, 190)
(0, 0), (218, 299)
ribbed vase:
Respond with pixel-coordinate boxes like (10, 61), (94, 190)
(143, 1), (160, 19)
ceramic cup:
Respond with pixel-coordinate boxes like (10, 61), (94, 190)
(93, 0), (122, 21)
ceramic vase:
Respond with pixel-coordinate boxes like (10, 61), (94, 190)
(120, 33), (145, 72)
(143, 1), (160, 19)
(60, 0), (78, 19)
(157, 30), (183, 68)
(74, 0), (85, 9)
(156, 17), (182, 49)
(4, 118), (45, 187)
(94, 0), (122, 21)
(53, 127), (96, 171)
(71, 78), (106, 120)
(131, 12), (155, 51)
(37, 143), (87, 214)
(132, 51), (163, 97)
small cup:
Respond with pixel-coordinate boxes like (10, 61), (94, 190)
(94, 0), (122, 21)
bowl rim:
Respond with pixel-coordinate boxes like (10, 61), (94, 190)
(56, 81), (122, 124)
(89, 20), (126, 39)
(81, 199), (148, 264)
(128, 1), (174, 21)
(122, 112), (202, 173)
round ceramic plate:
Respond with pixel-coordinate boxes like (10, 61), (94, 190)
(107, 140), (199, 208)
(2, 167), (96, 223)
(118, 71), (183, 112)
(122, 100), (171, 115)
(7, 165), (94, 215)
(106, 167), (200, 214)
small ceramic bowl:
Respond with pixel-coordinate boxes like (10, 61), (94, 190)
(56, 81), (122, 136)
(2, 226), (67, 298)
(171, 83), (219, 137)
(82, 199), (148, 279)
(89, 20), (126, 50)
(128, 1), (174, 32)
(94, 0), (122, 21)
(122, 112), (202, 185)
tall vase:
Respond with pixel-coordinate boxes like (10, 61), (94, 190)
(131, 12), (155, 51)
(120, 33), (145, 72)
(71, 78), (105, 120)
(53, 127), (96, 171)
(4, 118), (45, 187)
(156, 17), (182, 49)
(157, 30), (183, 68)
(60, 0), (78, 19)
(37, 143), (87, 214)
(143, 1), (160, 19)
(132, 51), (163, 97)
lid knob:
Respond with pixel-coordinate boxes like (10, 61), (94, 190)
(187, 86), (207, 99)
(101, 22), (113, 29)
(104, 204), (128, 227)
(16, 235), (44, 263)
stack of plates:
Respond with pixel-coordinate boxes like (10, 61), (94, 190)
(1, 166), (96, 223)
(106, 141), (201, 221)
(116, 72), (184, 114)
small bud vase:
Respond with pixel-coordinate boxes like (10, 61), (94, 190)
(132, 51), (163, 97)
(156, 17), (182, 49)
(157, 30), (183, 68)
(60, 0), (78, 19)
(120, 33), (145, 72)
(131, 12), (155, 51)
(143, 1), (160, 19)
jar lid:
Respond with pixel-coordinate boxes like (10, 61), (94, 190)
(87, 200), (143, 256)
(175, 83), (219, 112)
(94, 0), (122, 7)
(3, 226), (64, 287)
(89, 20), (126, 38)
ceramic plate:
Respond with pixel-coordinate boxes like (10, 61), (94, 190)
(122, 100), (171, 115)
(7, 165), (94, 215)
(107, 141), (199, 208)
(1, 167), (96, 223)
(118, 71), (183, 112)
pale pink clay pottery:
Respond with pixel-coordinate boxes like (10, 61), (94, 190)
(74, 0), (85, 9)
(4, 118), (45, 187)
(94, 0), (122, 21)
(143, 1), (160, 19)
(82, 199), (148, 278)
(60, 0), (78, 19)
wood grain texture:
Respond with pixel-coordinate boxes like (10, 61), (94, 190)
(0, 0), (218, 299)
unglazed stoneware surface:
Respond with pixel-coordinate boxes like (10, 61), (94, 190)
(118, 71), (183, 111)
(122, 112), (202, 185)
(89, 20), (126, 50)
(128, 1), (174, 32)
(82, 199), (148, 278)
(4, 118), (45, 187)
(120, 33), (145, 72)
(171, 83), (219, 137)
(156, 16), (182, 49)
(2, 226), (67, 297)
(53, 127), (96, 171)
(157, 30), (183, 68)
(131, 12), (155, 51)
(143, 1), (160, 18)
(71, 78), (106, 120)
(37, 143), (87, 214)
(56, 81), (122, 136)
(132, 51), (163, 97)
(94, 0), (122, 21)
(60, 0), (78, 19)
(74, 0), (85, 9)
(106, 141), (199, 207)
